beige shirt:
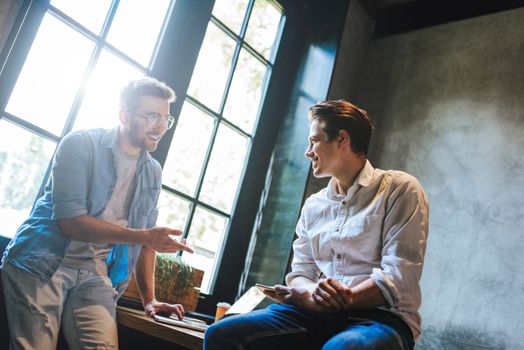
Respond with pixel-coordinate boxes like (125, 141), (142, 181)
(286, 160), (429, 340)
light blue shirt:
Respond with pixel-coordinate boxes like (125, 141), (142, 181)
(2, 127), (162, 296)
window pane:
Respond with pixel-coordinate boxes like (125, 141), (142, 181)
(199, 124), (248, 213)
(156, 190), (192, 230)
(245, 0), (282, 59)
(187, 23), (235, 112)
(73, 50), (144, 131)
(223, 49), (267, 133)
(106, 0), (171, 67)
(50, 0), (111, 34)
(0, 121), (56, 238)
(163, 103), (215, 196)
(211, 0), (248, 34)
(6, 14), (94, 136)
(183, 206), (228, 293)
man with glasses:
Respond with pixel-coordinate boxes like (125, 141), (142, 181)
(1, 77), (192, 349)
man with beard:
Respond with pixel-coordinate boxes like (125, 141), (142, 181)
(1, 77), (193, 349)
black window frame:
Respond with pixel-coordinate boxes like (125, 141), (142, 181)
(0, 0), (291, 316)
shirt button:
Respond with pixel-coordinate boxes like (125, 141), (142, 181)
(335, 228), (340, 232)
(336, 254), (342, 259)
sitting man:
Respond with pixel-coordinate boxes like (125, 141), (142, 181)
(204, 100), (429, 350)
(1, 77), (193, 349)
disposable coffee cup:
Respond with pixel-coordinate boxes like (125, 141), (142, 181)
(215, 302), (232, 321)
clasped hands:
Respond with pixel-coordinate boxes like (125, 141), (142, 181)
(263, 277), (353, 312)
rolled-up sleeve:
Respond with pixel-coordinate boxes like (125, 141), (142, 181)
(285, 206), (321, 285)
(371, 174), (429, 310)
(51, 132), (91, 219)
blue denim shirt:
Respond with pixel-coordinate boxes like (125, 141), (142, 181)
(2, 127), (161, 295)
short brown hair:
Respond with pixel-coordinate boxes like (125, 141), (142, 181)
(308, 100), (374, 155)
(120, 76), (176, 112)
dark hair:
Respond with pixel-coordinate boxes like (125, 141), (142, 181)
(120, 76), (176, 112)
(308, 100), (374, 156)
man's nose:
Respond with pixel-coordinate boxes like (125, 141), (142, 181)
(305, 147), (313, 158)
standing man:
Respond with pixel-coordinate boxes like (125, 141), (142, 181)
(205, 100), (429, 349)
(1, 77), (193, 349)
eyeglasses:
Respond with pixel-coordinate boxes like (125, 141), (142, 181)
(130, 111), (175, 129)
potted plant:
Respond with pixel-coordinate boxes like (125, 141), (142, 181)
(123, 253), (204, 311)
(155, 253), (199, 303)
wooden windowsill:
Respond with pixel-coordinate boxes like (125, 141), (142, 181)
(117, 306), (205, 350)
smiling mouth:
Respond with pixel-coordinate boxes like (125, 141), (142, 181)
(148, 134), (161, 141)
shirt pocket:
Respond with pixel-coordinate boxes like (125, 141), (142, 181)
(341, 215), (383, 264)
(131, 188), (159, 228)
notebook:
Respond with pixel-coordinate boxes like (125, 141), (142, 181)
(225, 286), (267, 315)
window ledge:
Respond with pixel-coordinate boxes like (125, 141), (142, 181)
(116, 306), (204, 350)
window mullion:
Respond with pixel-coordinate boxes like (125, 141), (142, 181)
(213, 0), (254, 117)
(0, 0), (48, 113)
(1, 111), (60, 143)
(189, 105), (221, 210)
(217, 37), (242, 117)
(58, 0), (122, 137)
(239, 0), (255, 40)
(149, 0), (215, 168)
(147, 0), (176, 69)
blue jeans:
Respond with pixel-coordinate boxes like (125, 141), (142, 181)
(204, 304), (414, 350)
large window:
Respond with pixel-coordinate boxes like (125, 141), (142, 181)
(158, 0), (283, 293)
(0, 0), (172, 237)
(0, 0), (284, 297)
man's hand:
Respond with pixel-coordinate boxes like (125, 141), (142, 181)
(145, 227), (194, 254)
(144, 300), (185, 320)
(263, 285), (335, 312)
(312, 277), (353, 310)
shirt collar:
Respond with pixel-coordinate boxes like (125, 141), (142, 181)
(326, 159), (375, 199)
(101, 126), (150, 165)
(101, 127), (119, 150)
(357, 159), (375, 188)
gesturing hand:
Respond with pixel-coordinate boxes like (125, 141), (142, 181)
(312, 277), (353, 310)
(145, 227), (194, 254)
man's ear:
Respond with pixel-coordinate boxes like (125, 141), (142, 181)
(119, 109), (129, 126)
(337, 129), (350, 146)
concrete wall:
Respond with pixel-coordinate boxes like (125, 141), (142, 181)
(349, 7), (524, 349)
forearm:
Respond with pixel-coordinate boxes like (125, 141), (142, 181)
(58, 214), (147, 244)
(135, 246), (156, 306)
(288, 276), (317, 291)
(349, 278), (387, 309)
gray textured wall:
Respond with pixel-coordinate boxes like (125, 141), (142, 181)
(350, 7), (524, 350)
